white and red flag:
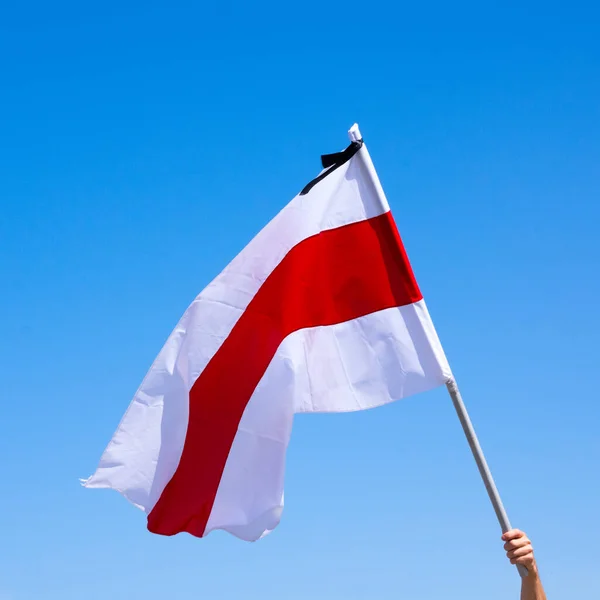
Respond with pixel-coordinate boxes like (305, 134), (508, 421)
(84, 125), (452, 541)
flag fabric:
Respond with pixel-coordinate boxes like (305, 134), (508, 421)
(84, 128), (452, 541)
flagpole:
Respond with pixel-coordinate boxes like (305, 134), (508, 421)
(348, 123), (528, 578)
(445, 379), (528, 578)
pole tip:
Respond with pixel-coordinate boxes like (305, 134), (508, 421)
(348, 123), (362, 142)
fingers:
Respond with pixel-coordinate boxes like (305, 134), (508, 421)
(502, 529), (536, 570)
(507, 545), (532, 560)
(504, 535), (531, 552)
(502, 528), (525, 542)
(510, 550), (534, 567)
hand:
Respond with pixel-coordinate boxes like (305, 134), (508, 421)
(502, 529), (537, 574)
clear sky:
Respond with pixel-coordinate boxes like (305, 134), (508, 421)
(1, 2), (599, 599)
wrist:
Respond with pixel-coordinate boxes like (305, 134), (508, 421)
(523, 563), (540, 580)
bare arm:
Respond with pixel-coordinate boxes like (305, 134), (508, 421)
(502, 529), (546, 600)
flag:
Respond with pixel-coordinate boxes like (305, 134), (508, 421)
(83, 125), (452, 541)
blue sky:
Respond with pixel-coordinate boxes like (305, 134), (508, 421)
(1, 2), (599, 599)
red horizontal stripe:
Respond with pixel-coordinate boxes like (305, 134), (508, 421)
(147, 212), (422, 537)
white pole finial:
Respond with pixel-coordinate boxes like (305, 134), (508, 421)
(348, 123), (362, 142)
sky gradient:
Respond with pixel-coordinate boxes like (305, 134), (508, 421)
(1, 2), (599, 599)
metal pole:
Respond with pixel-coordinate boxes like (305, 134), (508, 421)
(348, 123), (528, 578)
(446, 379), (528, 577)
